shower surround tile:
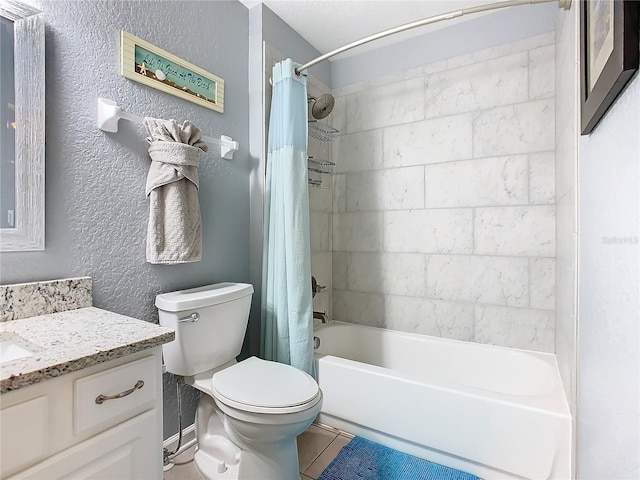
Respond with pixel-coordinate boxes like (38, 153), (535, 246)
(329, 95), (348, 134)
(473, 99), (555, 157)
(384, 295), (475, 341)
(425, 255), (529, 307)
(333, 290), (385, 326)
(309, 180), (334, 213)
(528, 45), (556, 100)
(336, 130), (383, 173)
(432, 300), (476, 342)
(346, 77), (425, 132)
(332, 174), (347, 213)
(556, 124), (578, 200)
(383, 114), (473, 167)
(530, 258), (556, 311)
(1, 277), (92, 322)
(424, 155), (529, 208)
(346, 166), (424, 211)
(310, 212), (331, 252)
(555, 13), (578, 394)
(332, 252), (348, 291)
(381, 295), (441, 336)
(529, 152), (556, 204)
(474, 305), (555, 353)
(333, 212), (383, 252)
(474, 205), (556, 257)
(346, 252), (426, 297)
(425, 52), (529, 118)
(383, 209), (473, 254)
(327, 36), (557, 353)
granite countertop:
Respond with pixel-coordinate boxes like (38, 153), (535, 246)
(1, 307), (174, 394)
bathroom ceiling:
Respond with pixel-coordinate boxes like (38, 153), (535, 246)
(241, 0), (498, 59)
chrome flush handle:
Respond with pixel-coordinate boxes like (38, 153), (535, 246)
(178, 312), (199, 323)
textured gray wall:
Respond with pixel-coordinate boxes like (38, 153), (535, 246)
(0, 0), (250, 440)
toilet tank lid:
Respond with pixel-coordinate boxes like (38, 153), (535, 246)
(155, 283), (254, 312)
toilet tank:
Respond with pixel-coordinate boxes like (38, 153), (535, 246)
(156, 283), (254, 376)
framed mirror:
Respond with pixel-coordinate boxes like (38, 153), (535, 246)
(0, 0), (44, 251)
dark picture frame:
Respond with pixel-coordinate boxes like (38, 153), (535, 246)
(580, 0), (639, 135)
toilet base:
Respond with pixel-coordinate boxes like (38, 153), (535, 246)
(193, 393), (241, 480)
(194, 448), (239, 480)
(193, 393), (318, 480)
(194, 444), (302, 480)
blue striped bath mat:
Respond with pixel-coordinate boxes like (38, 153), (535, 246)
(318, 436), (479, 480)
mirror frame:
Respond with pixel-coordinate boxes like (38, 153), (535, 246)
(0, 0), (44, 251)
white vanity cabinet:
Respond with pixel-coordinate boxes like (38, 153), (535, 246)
(0, 348), (163, 479)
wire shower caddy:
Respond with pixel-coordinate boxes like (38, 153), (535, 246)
(307, 120), (339, 189)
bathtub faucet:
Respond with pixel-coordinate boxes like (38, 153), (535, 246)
(313, 310), (329, 323)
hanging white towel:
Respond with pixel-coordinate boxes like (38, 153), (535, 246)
(144, 117), (208, 264)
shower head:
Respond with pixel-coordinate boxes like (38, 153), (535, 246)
(309, 94), (335, 120)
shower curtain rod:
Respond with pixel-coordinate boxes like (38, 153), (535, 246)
(294, 0), (570, 75)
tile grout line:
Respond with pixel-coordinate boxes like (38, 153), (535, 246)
(298, 424), (343, 476)
(302, 438), (338, 478)
(303, 434), (353, 479)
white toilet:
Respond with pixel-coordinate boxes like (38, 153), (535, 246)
(156, 283), (322, 480)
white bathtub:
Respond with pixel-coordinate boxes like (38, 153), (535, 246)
(313, 322), (571, 480)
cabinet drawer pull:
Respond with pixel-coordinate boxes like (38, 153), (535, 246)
(95, 380), (144, 404)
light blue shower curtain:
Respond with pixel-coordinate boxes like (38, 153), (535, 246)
(261, 59), (314, 376)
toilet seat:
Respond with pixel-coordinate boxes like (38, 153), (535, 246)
(211, 357), (321, 414)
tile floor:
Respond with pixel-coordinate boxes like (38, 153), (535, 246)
(163, 423), (352, 480)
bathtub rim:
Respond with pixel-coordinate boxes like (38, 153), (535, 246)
(314, 320), (558, 362)
(313, 321), (571, 414)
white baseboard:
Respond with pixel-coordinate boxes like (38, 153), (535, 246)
(163, 423), (196, 451)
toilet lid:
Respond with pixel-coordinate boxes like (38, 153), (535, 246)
(211, 357), (319, 410)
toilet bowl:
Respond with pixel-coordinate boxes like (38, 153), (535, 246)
(156, 283), (322, 480)
(193, 357), (322, 480)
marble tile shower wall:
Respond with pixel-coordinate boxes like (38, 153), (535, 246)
(329, 33), (556, 353)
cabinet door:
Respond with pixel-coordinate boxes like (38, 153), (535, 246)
(0, 396), (48, 475)
(9, 409), (162, 480)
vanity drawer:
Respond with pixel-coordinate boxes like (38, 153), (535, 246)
(74, 355), (157, 435)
